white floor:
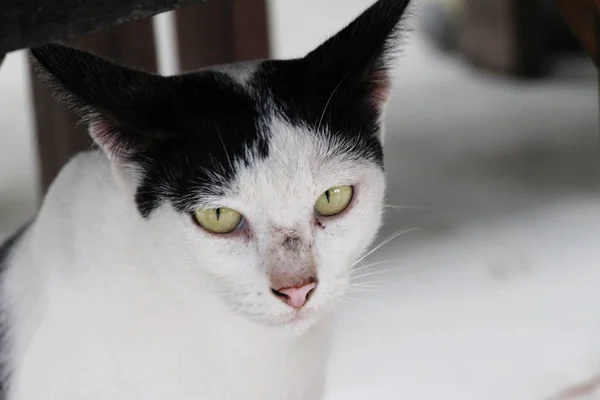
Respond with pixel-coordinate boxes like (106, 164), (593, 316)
(1, 1), (600, 398)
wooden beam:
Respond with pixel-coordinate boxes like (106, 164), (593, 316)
(556, 0), (600, 67)
(0, 0), (203, 54)
(556, 0), (600, 127)
(29, 18), (158, 194)
(458, 0), (544, 77)
(174, 0), (269, 72)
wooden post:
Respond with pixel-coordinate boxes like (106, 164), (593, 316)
(174, 0), (270, 71)
(458, 0), (544, 77)
(29, 19), (158, 194)
(556, 0), (600, 66)
(555, 0), (600, 136)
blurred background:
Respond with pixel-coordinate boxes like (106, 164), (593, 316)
(1, 0), (600, 398)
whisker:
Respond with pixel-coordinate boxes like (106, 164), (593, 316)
(316, 72), (350, 133)
(351, 268), (396, 281)
(347, 287), (378, 293)
(384, 204), (429, 210)
(354, 227), (421, 266)
(351, 280), (384, 287)
(349, 283), (382, 290)
(351, 259), (396, 274)
(342, 295), (376, 306)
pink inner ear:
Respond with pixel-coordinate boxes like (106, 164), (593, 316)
(89, 120), (132, 159)
(369, 69), (392, 109)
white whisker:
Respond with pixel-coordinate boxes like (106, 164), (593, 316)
(347, 287), (378, 293)
(351, 259), (396, 274)
(351, 280), (384, 286)
(351, 268), (395, 281)
(349, 283), (382, 290)
(342, 295), (376, 306)
(384, 204), (428, 210)
(354, 227), (421, 266)
(316, 72), (350, 133)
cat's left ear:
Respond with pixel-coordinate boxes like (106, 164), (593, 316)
(30, 44), (173, 162)
(304, 0), (412, 110)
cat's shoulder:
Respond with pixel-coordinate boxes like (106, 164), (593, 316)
(43, 150), (113, 203)
(52, 150), (111, 190)
(38, 150), (116, 223)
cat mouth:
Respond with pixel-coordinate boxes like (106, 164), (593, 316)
(242, 306), (320, 328)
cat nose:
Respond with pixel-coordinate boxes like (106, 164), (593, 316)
(271, 281), (317, 309)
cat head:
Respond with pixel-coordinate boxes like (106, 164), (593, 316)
(31, 0), (411, 330)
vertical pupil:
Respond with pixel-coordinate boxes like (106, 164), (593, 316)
(325, 190), (330, 203)
(215, 208), (221, 220)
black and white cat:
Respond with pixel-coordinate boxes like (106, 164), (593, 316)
(0, 0), (411, 398)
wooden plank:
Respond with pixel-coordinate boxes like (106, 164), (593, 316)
(229, 0), (270, 62)
(175, 0), (230, 70)
(0, 0), (204, 54)
(556, 0), (600, 125)
(556, 0), (600, 67)
(29, 18), (158, 194)
(174, 0), (269, 71)
(458, 0), (544, 76)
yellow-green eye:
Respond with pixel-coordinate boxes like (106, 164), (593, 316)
(314, 185), (354, 217)
(193, 207), (242, 234)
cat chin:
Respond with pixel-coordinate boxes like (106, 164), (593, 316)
(238, 307), (328, 334)
(265, 314), (325, 336)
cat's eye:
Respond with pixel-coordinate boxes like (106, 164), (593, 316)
(193, 207), (243, 234)
(314, 185), (354, 217)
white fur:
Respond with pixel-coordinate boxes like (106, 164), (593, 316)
(2, 117), (385, 399)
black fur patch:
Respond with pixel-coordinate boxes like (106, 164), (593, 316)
(250, 59), (385, 166)
(0, 222), (31, 399)
(30, 0), (411, 218)
(130, 71), (271, 217)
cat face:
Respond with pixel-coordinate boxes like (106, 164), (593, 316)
(31, 0), (411, 328)
(146, 117), (386, 327)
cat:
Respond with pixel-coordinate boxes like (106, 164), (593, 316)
(0, 0), (411, 398)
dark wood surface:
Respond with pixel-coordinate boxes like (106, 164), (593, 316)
(458, 0), (544, 77)
(30, 18), (159, 192)
(555, 0), (600, 118)
(556, 0), (600, 67)
(0, 0), (204, 54)
(175, 0), (269, 71)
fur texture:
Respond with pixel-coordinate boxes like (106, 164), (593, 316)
(0, 0), (411, 398)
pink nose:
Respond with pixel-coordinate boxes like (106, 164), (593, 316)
(271, 282), (317, 309)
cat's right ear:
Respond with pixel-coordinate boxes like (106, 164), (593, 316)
(30, 44), (171, 161)
(303, 0), (412, 111)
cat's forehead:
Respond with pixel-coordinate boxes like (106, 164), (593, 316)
(230, 117), (375, 195)
(218, 117), (381, 228)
